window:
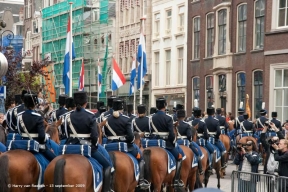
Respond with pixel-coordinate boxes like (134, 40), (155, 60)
(25, 31), (32, 51)
(218, 9), (227, 55)
(25, 0), (32, 18)
(16, 25), (23, 36)
(238, 4), (247, 52)
(206, 76), (214, 108)
(279, 0), (288, 27)
(237, 72), (246, 110)
(206, 13), (214, 57)
(253, 71), (263, 118)
(178, 6), (185, 30)
(33, 20), (38, 34)
(165, 50), (171, 85)
(166, 10), (172, 33)
(255, 0), (265, 49)
(154, 13), (160, 36)
(154, 52), (160, 86)
(193, 77), (200, 103)
(178, 47), (184, 84)
(274, 69), (288, 122)
(193, 17), (200, 59)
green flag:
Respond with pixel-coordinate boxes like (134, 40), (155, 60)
(100, 35), (109, 97)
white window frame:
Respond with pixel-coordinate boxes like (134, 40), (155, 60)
(154, 51), (160, 87)
(206, 12), (214, 57)
(177, 47), (184, 85)
(277, 0), (288, 28)
(26, 31), (32, 51)
(272, 0), (288, 30)
(27, 0), (32, 18)
(192, 76), (200, 105)
(154, 13), (160, 37)
(237, 3), (247, 53)
(252, 70), (263, 119)
(165, 9), (172, 34)
(178, 5), (185, 32)
(205, 75), (214, 109)
(193, 16), (200, 60)
(236, 71), (246, 115)
(218, 9), (227, 55)
(270, 63), (288, 122)
(165, 49), (171, 86)
(254, 0), (265, 49)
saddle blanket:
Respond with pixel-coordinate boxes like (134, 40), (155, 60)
(60, 139), (67, 145)
(165, 150), (176, 174)
(211, 144), (221, 163)
(267, 131), (277, 137)
(203, 147), (212, 166)
(33, 153), (50, 190)
(0, 142), (6, 152)
(125, 153), (140, 181)
(6, 140), (40, 153)
(7, 133), (22, 140)
(142, 139), (166, 148)
(176, 139), (190, 147)
(59, 145), (91, 157)
(240, 133), (253, 138)
(87, 157), (103, 192)
(192, 155), (198, 168)
(103, 142), (128, 152)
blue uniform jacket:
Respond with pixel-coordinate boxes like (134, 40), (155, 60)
(192, 118), (209, 140)
(66, 108), (98, 146)
(205, 116), (221, 139)
(17, 109), (46, 144)
(234, 115), (245, 130)
(132, 116), (150, 133)
(215, 114), (229, 132)
(256, 116), (268, 129)
(242, 120), (254, 132)
(54, 107), (68, 121)
(178, 120), (192, 141)
(105, 113), (134, 143)
(271, 118), (282, 131)
(150, 110), (175, 148)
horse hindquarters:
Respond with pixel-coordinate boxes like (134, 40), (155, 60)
(0, 155), (10, 192)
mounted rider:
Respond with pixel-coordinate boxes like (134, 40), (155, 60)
(95, 101), (105, 118)
(215, 108), (229, 135)
(59, 97), (75, 139)
(64, 91), (114, 192)
(132, 104), (151, 138)
(6, 94), (20, 132)
(126, 103), (136, 122)
(100, 95), (117, 122)
(192, 105), (214, 173)
(149, 107), (157, 116)
(103, 98), (150, 189)
(177, 108), (204, 175)
(239, 113), (255, 138)
(17, 93), (56, 161)
(270, 111), (282, 132)
(150, 97), (184, 187)
(255, 102), (268, 141)
(205, 107), (227, 169)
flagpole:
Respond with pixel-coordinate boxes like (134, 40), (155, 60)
(69, 2), (73, 97)
(133, 54), (136, 114)
(97, 58), (99, 102)
(139, 1), (145, 105)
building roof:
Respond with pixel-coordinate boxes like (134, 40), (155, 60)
(0, 3), (23, 14)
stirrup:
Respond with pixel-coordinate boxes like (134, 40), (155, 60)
(138, 179), (150, 190)
(199, 170), (204, 175)
(173, 180), (184, 187)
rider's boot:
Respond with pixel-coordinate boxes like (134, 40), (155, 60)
(138, 160), (150, 189)
(198, 156), (204, 175)
(221, 154), (227, 169)
(103, 166), (114, 192)
(173, 160), (184, 187)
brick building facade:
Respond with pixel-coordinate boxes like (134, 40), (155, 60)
(187, 0), (288, 121)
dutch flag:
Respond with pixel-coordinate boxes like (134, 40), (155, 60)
(111, 58), (126, 91)
(98, 59), (102, 94)
(137, 33), (147, 90)
(78, 59), (85, 91)
(129, 57), (136, 96)
(63, 16), (76, 95)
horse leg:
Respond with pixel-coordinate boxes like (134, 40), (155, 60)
(216, 166), (221, 189)
(189, 167), (197, 191)
(204, 170), (209, 188)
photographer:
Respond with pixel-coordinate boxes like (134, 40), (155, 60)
(234, 140), (260, 192)
(272, 139), (288, 192)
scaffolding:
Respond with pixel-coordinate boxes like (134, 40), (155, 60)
(42, 0), (115, 109)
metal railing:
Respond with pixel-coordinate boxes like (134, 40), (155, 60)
(231, 171), (288, 192)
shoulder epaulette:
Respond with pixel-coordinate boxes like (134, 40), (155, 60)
(200, 119), (205, 123)
(31, 112), (41, 117)
(84, 109), (94, 115)
(214, 118), (219, 121)
(17, 111), (25, 116)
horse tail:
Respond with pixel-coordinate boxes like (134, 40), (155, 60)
(0, 155), (10, 192)
(54, 159), (66, 192)
(143, 149), (151, 181)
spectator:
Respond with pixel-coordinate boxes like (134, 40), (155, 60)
(283, 120), (288, 139)
(272, 139), (288, 192)
(234, 140), (260, 192)
(226, 112), (232, 122)
(0, 113), (6, 144)
(261, 122), (284, 192)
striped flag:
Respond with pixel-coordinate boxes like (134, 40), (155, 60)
(137, 33), (147, 89)
(129, 57), (136, 96)
(78, 59), (85, 91)
(98, 59), (102, 94)
(111, 58), (126, 91)
(62, 16), (76, 95)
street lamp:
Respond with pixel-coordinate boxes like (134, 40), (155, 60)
(1, 30), (15, 49)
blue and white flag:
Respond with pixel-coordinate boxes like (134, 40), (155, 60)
(63, 16), (76, 95)
(137, 33), (147, 90)
(129, 57), (136, 96)
(98, 59), (102, 94)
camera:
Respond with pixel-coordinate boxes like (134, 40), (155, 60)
(268, 139), (279, 145)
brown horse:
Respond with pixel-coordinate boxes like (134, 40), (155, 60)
(0, 119), (61, 192)
(219, 134), (230, 178)
(44, 133), (140, 192)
